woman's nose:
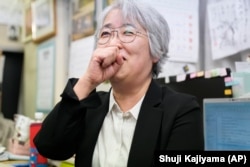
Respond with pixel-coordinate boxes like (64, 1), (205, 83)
(109, 31), (121, 45)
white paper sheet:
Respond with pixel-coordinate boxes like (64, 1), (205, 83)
(68, 35), (95, 78)
(0, 0), (23, 25)
(207, 0), (250, 60)
(138, 0), (200, 63)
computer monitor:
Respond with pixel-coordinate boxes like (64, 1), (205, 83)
(203, 98), (250, 150)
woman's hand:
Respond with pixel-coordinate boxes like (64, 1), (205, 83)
(73, 46), (124, 100)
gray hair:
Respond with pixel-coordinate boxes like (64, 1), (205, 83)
(95, 0), (170, 77)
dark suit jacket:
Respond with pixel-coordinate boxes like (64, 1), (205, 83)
(34, 78), (204, 167)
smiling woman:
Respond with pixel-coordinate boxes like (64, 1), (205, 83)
(34, 1), (204, 167)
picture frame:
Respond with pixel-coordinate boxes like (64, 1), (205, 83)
(71, 0), (95, 41)
(8, 25), (21, 41)
(36, 38), (55, 114)
(22, 3), (32, 43)
(72, 0), (94, 14)
(31, 0), (56, 43)
(105, 0), (114, 6)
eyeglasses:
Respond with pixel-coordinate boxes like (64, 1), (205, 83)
(96, 25), (147, 45)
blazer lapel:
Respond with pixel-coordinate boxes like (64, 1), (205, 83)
(77, 93), (110, 167)
(128, 80), (163, 167)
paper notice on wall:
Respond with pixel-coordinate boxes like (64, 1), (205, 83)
(68, 35), (95, 78)
(0, 0), (23, 25)
(207, 0), (250, 60)
(138, 0), (200, 63)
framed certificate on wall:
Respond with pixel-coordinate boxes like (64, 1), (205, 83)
(71, 0), (95, 41)
(31, 0), (56, 43)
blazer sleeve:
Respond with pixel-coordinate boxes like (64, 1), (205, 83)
(34, 78), (101, 160)
(161, 90), (204, 150)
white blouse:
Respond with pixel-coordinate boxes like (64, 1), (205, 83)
(92, 90), (144, 167)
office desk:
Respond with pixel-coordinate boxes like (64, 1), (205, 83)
(0, 158), (74, 167)
(0, 160), (58, 167)
(0, 160), (29, 166)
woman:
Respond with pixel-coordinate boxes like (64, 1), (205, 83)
(34, 0), (204, 166)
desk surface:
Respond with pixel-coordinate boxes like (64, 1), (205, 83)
(0, 160), (29, 166)
(0, 158), (74, 167)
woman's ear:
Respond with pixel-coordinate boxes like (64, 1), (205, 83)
(152, 57), (160, 63)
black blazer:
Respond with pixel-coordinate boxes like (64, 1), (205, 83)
(34, 78), (204, 167)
